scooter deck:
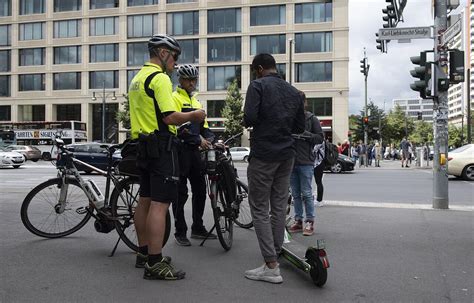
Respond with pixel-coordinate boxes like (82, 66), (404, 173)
(281, 241), (311, 272)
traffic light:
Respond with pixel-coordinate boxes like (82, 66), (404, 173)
(375, 33), (386, 53)
(409, 51), (431, 99)
(417, 111), (422, 120)
(449, 49), (465, 84)
(360, 58), (369, 77)
(382, 0), (396, 28)
(363, 116), (369, 125)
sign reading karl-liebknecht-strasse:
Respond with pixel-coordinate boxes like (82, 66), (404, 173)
(378, 26), (433, 41)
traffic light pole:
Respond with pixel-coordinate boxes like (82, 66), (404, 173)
(363, 50), (368, 162)
(432, 0), (449, 209)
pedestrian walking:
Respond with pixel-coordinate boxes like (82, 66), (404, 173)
(243, 53), (305, 284)
(341, 140), (350, 156)
(313, 138), (325, 207)
(351, 142), (359, 163)
(400, 138), (410, 167)
(374, 142), (382, 167)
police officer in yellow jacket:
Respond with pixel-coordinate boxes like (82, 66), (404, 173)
(172, 64), (216, 246)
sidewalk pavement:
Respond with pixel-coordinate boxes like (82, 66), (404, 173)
(354, 159), (432, 170)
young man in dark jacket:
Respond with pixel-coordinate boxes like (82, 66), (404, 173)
(243, 53), (305, 284)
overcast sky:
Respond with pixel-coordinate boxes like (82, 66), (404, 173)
(348, 0), (469, 114)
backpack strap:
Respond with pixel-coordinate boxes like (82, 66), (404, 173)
(144, 70), (173, 135)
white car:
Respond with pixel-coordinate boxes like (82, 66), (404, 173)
(0, 147), (26, 168)
(229, 147), (250, 162)
(447, 144), (474, 181)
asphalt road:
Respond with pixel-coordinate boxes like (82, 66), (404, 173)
(0, 161), (472, 302)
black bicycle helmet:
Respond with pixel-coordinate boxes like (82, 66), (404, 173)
(177, 64), (199, 79)
(148, 34), (181, 55)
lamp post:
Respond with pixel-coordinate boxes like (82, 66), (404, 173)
(91, 80), (117, 143)
(288, 38), (293, 85)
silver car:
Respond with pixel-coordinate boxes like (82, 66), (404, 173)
(0, 147), (25, 168)
(229, 147), (250, 162)
(5, 145), (42, 162)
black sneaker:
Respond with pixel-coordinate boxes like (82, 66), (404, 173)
(135, 253), (172, 268)
(174, 235), (191, 246)
(191, 229), (217, 240)
(143, 259), (185, 280)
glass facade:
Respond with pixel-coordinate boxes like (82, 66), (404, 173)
(128, 0), (158, 6)
(178, 39), (199, 64)
(90, 0), (119, 9)
(208, 37), (241, 62)
(89, 71), (119, 89)
(251, 63), (285, 81)
(296, 62), (332, 82)
(54, 46), (81, 64)
(53, 72), (81, 90)
(0, 105), (10, 120)
(295, 32), (332, 53)
(127, 69), (140, 89)
(0, 25), (10, 46)
(19, 48), (45, 66)
(19, 22), (44, 41)
(91, 103), (118, 143)
(54, 20), (81, 38)
(128, 14), (158, 38)
(207, 100), (225, 118)
(19, 105), (45, 121)
(90, 44), (119, 62)
(207, 66), (241, 91)
(306, 98), (332, 116)
(0, 0), (11, 16)
(20, 0), (45, 15)
(250, 5), (285, 26)
(0, 76), (10, 97)
(250, 34), (285, 55)
(208, 8), (241, 34)
(19, 74), (45, 91)
(167, 0), (196, 3)
(90, 17), (119, 36)
(54, 0), (81, 12)
(295, 1), (333, 23)
(56, 104), (81, 120)
(0, 50), (10, 72)
(167, 11), (199, 36)
(127, 42), (148, 66)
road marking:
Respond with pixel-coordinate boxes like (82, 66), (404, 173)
(325, 200), (473, 212)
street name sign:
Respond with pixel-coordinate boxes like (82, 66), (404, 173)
(441, 19), (461, 46)
(378, 26), (433, 41)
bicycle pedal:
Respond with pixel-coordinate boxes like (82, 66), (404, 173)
(76, 207), (88, 215)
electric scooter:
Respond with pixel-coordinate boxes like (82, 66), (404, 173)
(279, 191), (330, 287)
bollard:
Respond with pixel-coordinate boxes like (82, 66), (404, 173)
(416, 147), (422, 167)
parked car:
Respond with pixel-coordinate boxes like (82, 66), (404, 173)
(447, 144), (474, 181)
(5, 145), (42, 162)
(229, 146), (250, 162)
(66, 143), (121, 173)
(0, 147), (25, 168)
(325, 154), (355, 173)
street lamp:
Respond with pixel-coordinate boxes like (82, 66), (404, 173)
(92, 80), (117, 143)
(288, 38), (293, 85)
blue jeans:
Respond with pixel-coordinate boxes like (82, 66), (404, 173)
(290, 165), (315, 222)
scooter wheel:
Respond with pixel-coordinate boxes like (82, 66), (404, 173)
(305, 248), (328, 287)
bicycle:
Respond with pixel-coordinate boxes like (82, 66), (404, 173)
(199, 133), (253, 251)
(20, 136), (171, 256)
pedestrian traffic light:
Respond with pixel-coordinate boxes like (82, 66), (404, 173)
(409, 51), (432, 99)
(417, 111), (422, 120)
(360, 58), (369, 77)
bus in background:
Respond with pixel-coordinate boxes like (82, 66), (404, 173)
(0, 121), (87, 160)
(0, 130), (16, 147)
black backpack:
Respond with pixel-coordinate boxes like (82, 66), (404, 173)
(324, 140), (339, 166)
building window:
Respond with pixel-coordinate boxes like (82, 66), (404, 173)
(207, 100), (225, 118)
(90, 17), (119, 36)
(208, 8), (241, 34)
(54, 19), (81, 38)
(128, 0), (157, 6)
(20, 0), (45, 15)
(295, 1), (332, 23)
(19, 105), (45, 121)
(295, 32), (332, 53)
(208, 37), (241, 62)
(0, 25), (10, 46)
(19, 74), (45, 91)
(307, 98), (332, 116)
(90, 0), (119, 9)
(56, 104), (81, 120)
(127, 69), (140, 90)
(178, 39), (198, 63)
(53, 72), (81, 90)
(90, 44), (119, 62)
(0, 50), (10, 72)
(250, 34), (285, 55)
(54, 0), (81, 12)
(0, 76), (10, 97)
(251, 63), (285, 81)
(91, 103), (118, 142)
(54, 46), (81, 64)
(127, 42), (148, 66)
(207, 66), (241, 91)
(296, 62), (332, 82)
(0, 105), (11, 120)
(19, 22), (45, 41)
(167, 0), (196, 3)
(127, 14), (158, 38)
(250, 5), (285, 26)
(90, 71), (119, 89)
(167, 11), (199, 36)
(19, 48), (45, 66)
(0, 0), (11, 16)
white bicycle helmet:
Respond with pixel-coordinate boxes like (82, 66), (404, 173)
(177, 64), (199, 79)
(148, 34), (181, 55)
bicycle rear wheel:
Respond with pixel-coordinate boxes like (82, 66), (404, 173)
(234, 180), (253, 229)
(21, 178), (92, 238)
(210, 180), (233, 251)
(110, 177), (171, 252)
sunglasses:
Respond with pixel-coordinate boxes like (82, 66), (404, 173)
(165, 49), (179, 61)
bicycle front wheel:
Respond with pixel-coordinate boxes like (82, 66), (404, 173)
(234, 180), (253, 229)
(21, 178), (92, 238)
(210, 180), (233, 251)
(110, 177), (171, 252)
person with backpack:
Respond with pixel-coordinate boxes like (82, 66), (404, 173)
(288, 91), (324, 236)
(313, 138), (325, 207)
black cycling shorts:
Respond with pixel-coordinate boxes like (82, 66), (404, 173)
(139, 168), (178, 204)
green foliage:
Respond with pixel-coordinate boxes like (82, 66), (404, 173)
(222, 79), (243, 145)
(409, 120), (433, 145)
(350, 101), (386, 143)
(384, 104), (415, 144)
(448, 124), (467, 148)
(116, 94), (130, 132)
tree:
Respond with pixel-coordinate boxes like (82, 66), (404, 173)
(384, 104), (415, 144)
(116, 94), (131, 136)
(409, 120), (433, 145)
(351, 101), (386, 144)
(448, 124), (467, 148)
(222, 79), (244, 145)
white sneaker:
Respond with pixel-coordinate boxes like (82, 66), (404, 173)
(245, 264), (283, 284)
(315, 201), (324, 207)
